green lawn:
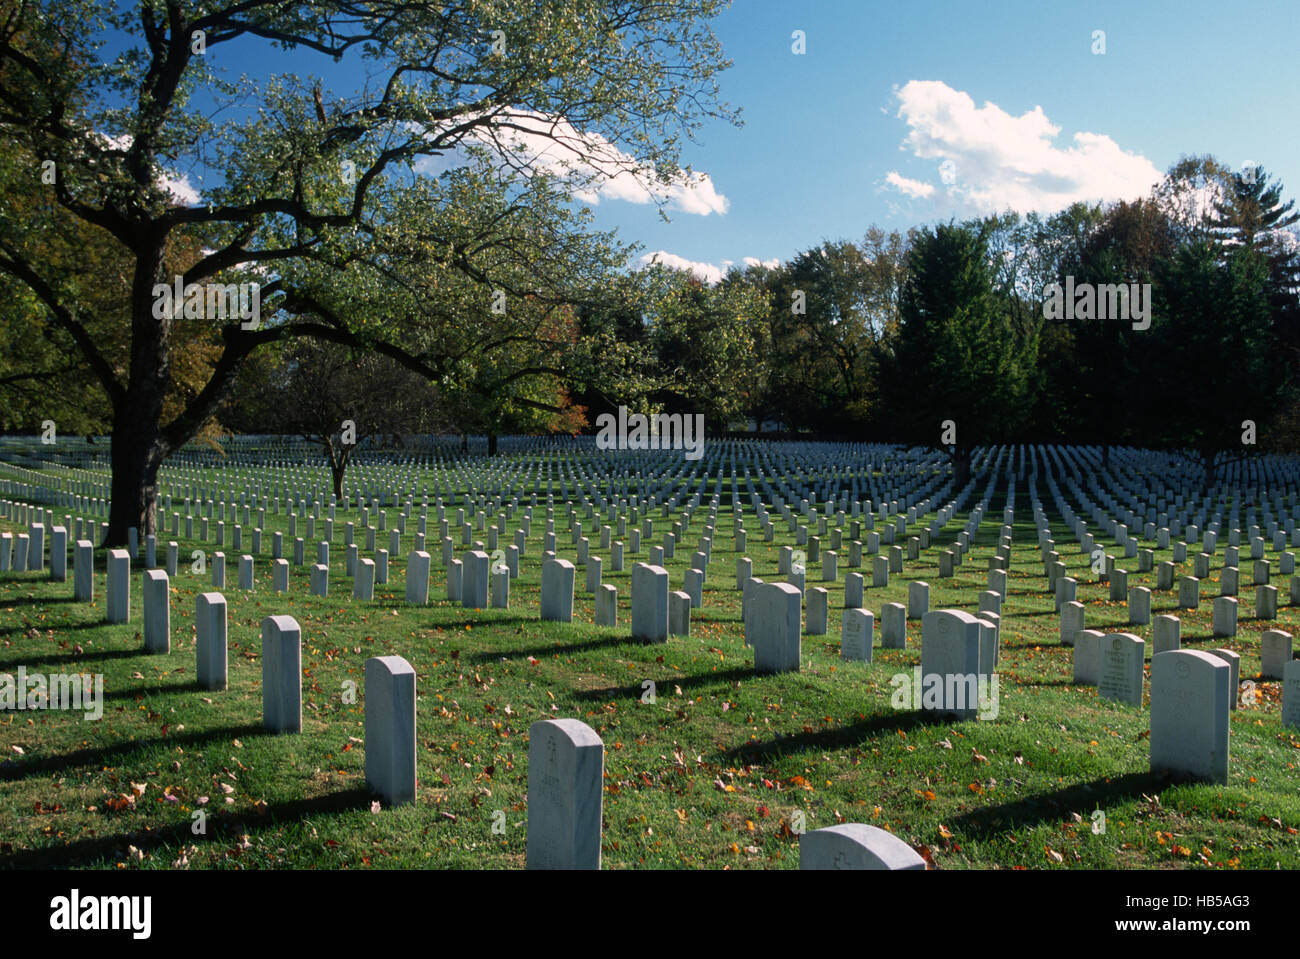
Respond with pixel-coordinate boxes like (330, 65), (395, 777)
(2, 478), (1298, 870)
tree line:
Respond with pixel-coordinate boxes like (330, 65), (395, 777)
(0, 3), (1295, 541)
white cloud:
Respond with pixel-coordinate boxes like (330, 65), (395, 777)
(637, 252), (780, 284)
(423, 109), (728, 216)
(97, 132), (200, 206)
(159, 171), (201, 206)
(639, 251), (723, 284)
(888, 80), (1162, 213)
(884, 172), (935, 199)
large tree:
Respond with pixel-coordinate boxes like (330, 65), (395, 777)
(881, 221), (1035, 485)
(0, 0), (735, 543)
(1146, 240), (1281, 491)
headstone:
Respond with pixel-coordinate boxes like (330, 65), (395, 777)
(1152, 615), (1180, 655)
(196, 592), (228, 691)
(806, 587), (828, 635)
(844, 572), (863, 609)
(799, 823), (926, 870)
(1072, 630), (1103, 686)
(1206, 649), (1241, 711)
(1256, 585), (1278, 620)
(446, 558), (462, 602)
(1261, 629), (1292, 679)
(920, 609), (983, 719)
(365, 656), (417, 806)
(881, 602), (907, 648)
(1128, 586), (1152, 625)
(596, 583), (617, 626)
(1060, 601), (1084, 646)
(541, 558), (575, 622)
(750, 582), (802, 673)
(74, 540), (94, 602)
(492, 567), (510, 609)
(1282, 660), (1300, 731)
(669, 590), (691, 636)
(262, 615), (302, 734)
(526, 718), (604, 870)
(1098, 633), (1144, 707)
(106, 549), (130, 623)
(138, 568), (170, 653)
(1150, 650), (1230, 784)
(50, 526), (67, 582)
(462, 550), (490, 608)
(406, 551), (431, 605)
(354, 558), (376, 600)
(683, 567), (702, 608)
(631, 563), (670, 642)
(908, 581), (929, 619)
(1212, 596), (1238, 637)
(841, 608), (873, 662)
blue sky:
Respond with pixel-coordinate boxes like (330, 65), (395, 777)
(144, 0), (1299, 282)
(585, 0), (1300, 281)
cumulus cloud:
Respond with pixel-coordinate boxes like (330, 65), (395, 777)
(159, 171), (201, 206)
(98, 132), (200, 205)
(638, 251), (724, 284)
(885, 80), (1162, 213)
(637, 252), (782, 284)
(884, 172), (935, 199)
(423, 109), (728, 216)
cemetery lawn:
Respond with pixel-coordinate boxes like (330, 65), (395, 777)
(2, 506), (1300, 871)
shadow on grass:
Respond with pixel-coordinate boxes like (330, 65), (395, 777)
(0, 594), (80, 607)
(0, 645), (144, 671)
(574, 665), (754, 701)
(0, 786), (376, 869)
(0, 619), (109, 640)
(949, 770), (1170, 838)
(101, 679), (206, 703)
(0, 722), (271, 783)
(469, 634), (639, 662)
(717, 708), (951, 765)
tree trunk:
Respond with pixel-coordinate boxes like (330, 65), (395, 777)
(1201, 450), (1217, 497)
(952, 446), (972, 488)
(488, 432), (498, 456)
(107, 407), (165, 546)
(106, 255), (171, 547)
(461, 431), (469, 452)
(1101, 444), (1110, 469)
(332, 460), (346, 500)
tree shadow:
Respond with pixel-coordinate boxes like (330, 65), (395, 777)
(0, 595), (79, 607)
(0, 722), (271, 782)
(101, 679), (205, 703)
(0, 620), (108, 640)
(0, 646), (143, 671)
(0, 786), (375, 869)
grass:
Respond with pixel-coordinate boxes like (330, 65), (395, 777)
(2, 468), (1299, 870)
